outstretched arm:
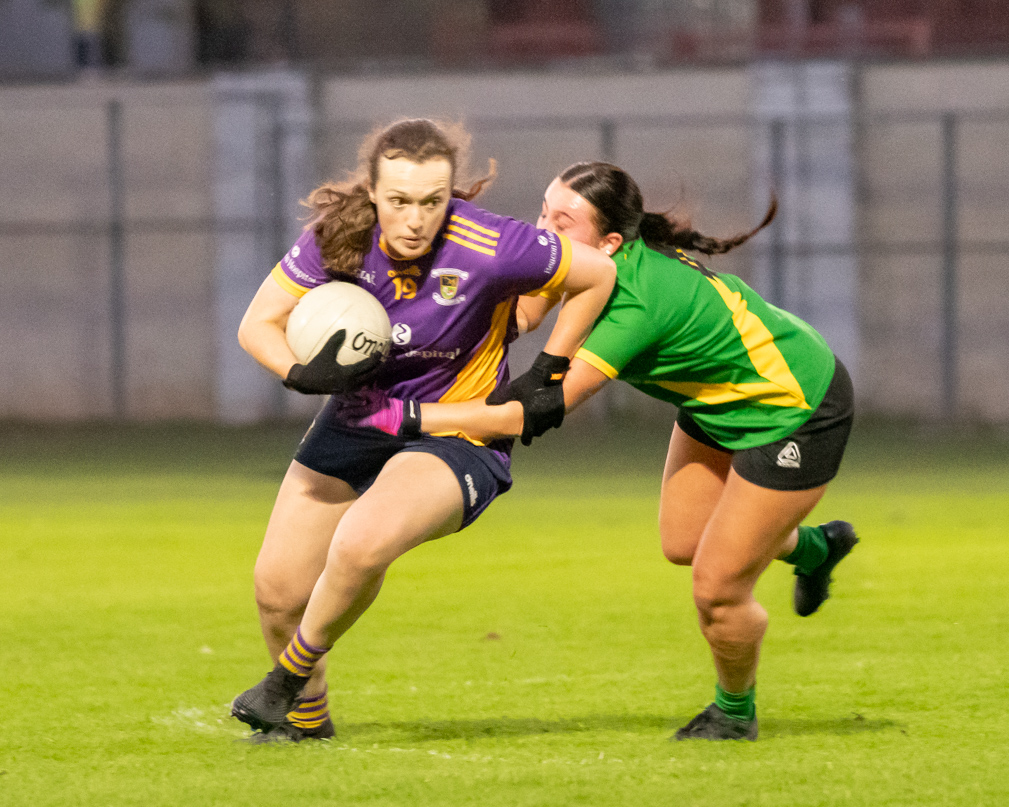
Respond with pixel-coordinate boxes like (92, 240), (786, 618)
(416, 358), (612, 442)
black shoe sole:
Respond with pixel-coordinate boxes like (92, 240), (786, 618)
(231, 698), (276, 733)
(230, 666), (309, 732)
(672, 704), (758, 741)
(242, 718), (335, 744)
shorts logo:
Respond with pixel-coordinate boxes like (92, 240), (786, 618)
(431, 268), (468, 306)
(776, 441), (802, 469)
(392, 322), (412, 345)
(464, 473), (478, 507)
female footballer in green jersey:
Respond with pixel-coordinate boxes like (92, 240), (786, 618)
(352, 161), (857, 742)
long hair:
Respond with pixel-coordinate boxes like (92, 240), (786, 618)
(558, 161), (775, 257)
(304, 119), (496, 279)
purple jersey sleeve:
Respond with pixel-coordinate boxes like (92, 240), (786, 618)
(270, 227), (330, 297)
(445, 203), (571, 299)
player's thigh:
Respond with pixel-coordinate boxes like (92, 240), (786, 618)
(692, 470), (826, 606)
(329, 451), (465, 571)
(659, 422), (733, 565)
(255, 460), (358, 611)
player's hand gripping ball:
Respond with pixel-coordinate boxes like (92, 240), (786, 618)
(283, 281), (392, 394)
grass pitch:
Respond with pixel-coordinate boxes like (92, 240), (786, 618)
(1, 418), (1007, 806)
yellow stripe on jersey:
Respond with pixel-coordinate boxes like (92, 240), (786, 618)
(444, 232), (497, 256)
(450, 214), (500, 238)
(575, 347), (620, 380)
(446, 223), (498, 247)
(432, 299), (513, 445)
(524, 287), (563, 303)
(271, 263), (311, 298)
(529, 233), (572, 297)
(705, 275), (810, 409)
(648, 379), (810, 408)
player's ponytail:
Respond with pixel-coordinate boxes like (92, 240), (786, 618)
(305, 118), (495, 279)
(638, 198), (777, 256)
(559, 161), (776, 257)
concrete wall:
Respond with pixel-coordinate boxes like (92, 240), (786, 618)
(859, 62), (1009, 420)
(2, 59), (1009, 423)
(0, 80), (216, 421)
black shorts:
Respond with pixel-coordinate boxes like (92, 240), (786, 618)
(676, 358), (854, 492)
(294, 397), (513, 530)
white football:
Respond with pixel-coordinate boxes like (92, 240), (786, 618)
(285, 281), (391, 367)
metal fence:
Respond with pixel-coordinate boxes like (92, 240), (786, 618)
(2, 90), (1008, 423)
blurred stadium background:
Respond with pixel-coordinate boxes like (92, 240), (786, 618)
(2, 0), (1009, 426)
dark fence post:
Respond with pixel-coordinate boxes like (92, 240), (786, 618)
(941, 112), (959, 419)
(266, 91), (287, 418)
(107, 98), (126, 420)
(768, 117), (786, 309)
(599, 118), (616, 164)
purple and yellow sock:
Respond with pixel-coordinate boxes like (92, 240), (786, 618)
(278, 627), (327, 678)
(288, 686), (330, 730)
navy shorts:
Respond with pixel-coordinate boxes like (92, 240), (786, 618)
(294, 398), (513, 530)
(676, 358), (854, 492)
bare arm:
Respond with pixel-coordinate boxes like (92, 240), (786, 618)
(515, 293), (560, 334)
(540, 240), (615, 358)
(418, 357), (612, 442)
(419, 399), (525, 442)
(237, 275), (301, 378)
(561, 357), (611, 410)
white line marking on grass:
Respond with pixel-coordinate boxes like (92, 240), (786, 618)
(151, 705), (245, 736)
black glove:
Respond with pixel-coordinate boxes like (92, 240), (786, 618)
(506, 351), (570, 400)
(517, 384), (565, 446)
(283, 330), (384, 395)
(487, 351), (569, 444)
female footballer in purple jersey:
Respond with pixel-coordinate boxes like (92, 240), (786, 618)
(229, 120), (615, 742)
(362, 162), (857, 742)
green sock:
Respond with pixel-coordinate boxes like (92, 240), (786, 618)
(715, 683), (756, 721)
(783, 525), (829, 575)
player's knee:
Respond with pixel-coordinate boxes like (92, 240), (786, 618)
(254, 570), (308, 621)
(659, 521), (699, 566)
(329, 534), (399, 578)
(691, 569), (742, 622)
(691, 589), (727, 627)
(661, 540), (695, 566)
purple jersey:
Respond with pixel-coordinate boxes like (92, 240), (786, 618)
(271, 198), (571, 442)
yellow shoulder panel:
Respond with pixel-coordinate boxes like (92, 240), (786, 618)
(271, 263), (311, 298)
(533, 233), (572, 296)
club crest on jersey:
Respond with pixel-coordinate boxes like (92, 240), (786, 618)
(440, 275), (459, 300)
(431, 268), (469, 306)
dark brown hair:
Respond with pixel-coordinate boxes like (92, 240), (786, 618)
(558, 161), (775, 257)
(304, 119), (496, 279)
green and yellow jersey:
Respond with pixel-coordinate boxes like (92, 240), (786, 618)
(576, 239), (835, 450)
